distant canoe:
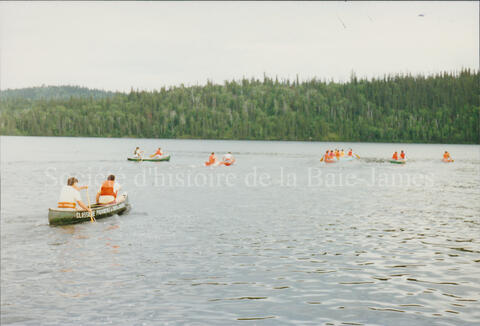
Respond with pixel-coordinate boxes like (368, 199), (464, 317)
(48, 195), (130, 226)
(442, 158), (454, 163)
(339, 156), (355, 162)
(205, 160), (234, 166)
(127, 155), (171, 162)
(390, 159), (406, 164)
(205, 161), (220, 166)
(324, 156), (356, 163)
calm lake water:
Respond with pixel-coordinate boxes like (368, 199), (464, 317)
(1, 136), (479, 325)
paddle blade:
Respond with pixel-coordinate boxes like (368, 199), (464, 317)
(85, 188), (95, 222)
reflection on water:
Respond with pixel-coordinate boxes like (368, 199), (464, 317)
(1, 136), (479, 325)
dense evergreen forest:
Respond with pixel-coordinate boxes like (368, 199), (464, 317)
(0, 70), (478, 143)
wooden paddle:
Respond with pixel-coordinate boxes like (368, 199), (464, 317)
(355, 154), (361, 159)
(85, 188), (96, 223)
(320, 155), (324, 162)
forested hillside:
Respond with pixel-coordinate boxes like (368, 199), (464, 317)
(1, 70), (478, 143)
(0, 85), (117, 101)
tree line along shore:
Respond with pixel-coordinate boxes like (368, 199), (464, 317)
(0, 70), (478, 144)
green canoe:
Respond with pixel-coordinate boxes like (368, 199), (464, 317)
(389, 159), (406, 164)
(48, 195), (130, 226)
(127, 155), (171, 162)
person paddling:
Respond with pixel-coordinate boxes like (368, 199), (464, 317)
(325, 150), (336, 162)
(322, 150), (330, 161)
(335, 149), (340, 160)
(134, 147), (143, 159)
(400, 150), (406, 160)
(205, 152), (217, 166)
(57, 177), (91, 212)
(348, 149), (353, 157)
(150, 147), (163, 158)
(221, 152), (235, 165)
(443, 151), (453, 162)
(392, 151), (399, 160)
(96, 174), (122, 205)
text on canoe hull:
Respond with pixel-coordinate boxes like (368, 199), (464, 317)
(75, 202), (127, 219)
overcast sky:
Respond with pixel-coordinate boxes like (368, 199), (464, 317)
(0, 1), (478, 92)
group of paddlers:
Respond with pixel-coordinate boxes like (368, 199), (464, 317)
(391, 150), (454, 161)
(205, 152), (235, 166)
(57, 175), (124, 212)
(391, 150), (406, 161)
(55, 148), (456, 212)
(132, 146), (236, 166)
(322, 148), (357, 162)
(321, 148), (454, 162)
(134, 147), (165, 159)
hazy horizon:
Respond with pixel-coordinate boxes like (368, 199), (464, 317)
(1, 1), (478, 92)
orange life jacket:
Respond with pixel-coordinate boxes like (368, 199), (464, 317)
(154, 149), (163, 156)
(58, 202), (76, 208)
(392, 153), (398, 160)
(443, 153), (450, 159)
(100, 180), (117, 198)
(208, 154), (216, 163)
(400, 152), (405, 159)
(348, 151), (352, 156)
